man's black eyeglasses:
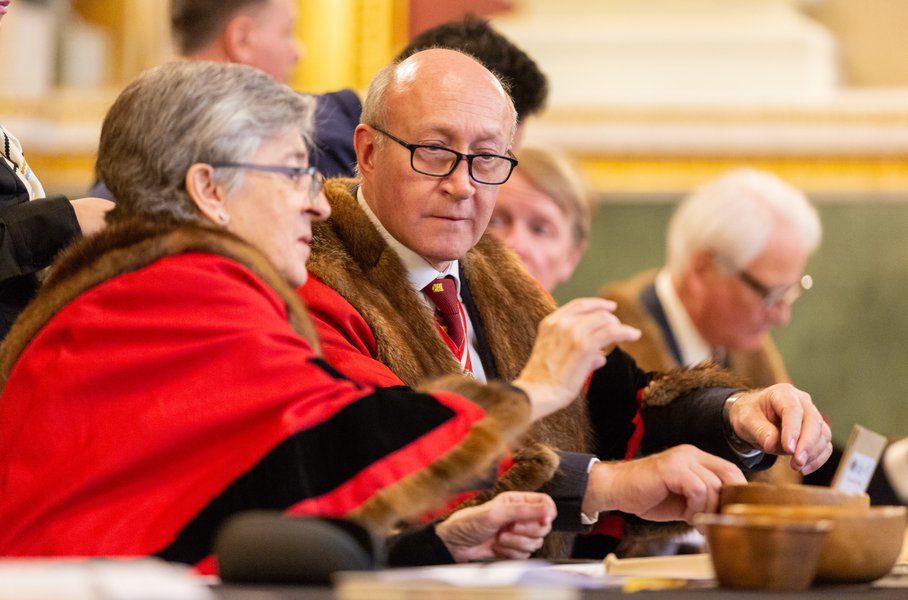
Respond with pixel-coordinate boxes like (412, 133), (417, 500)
(370, 125), (518, 185)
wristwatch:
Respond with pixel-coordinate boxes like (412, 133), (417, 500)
(722, 391), (760, 456)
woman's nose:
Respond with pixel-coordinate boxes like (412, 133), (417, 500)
(307, 189), (331, 221)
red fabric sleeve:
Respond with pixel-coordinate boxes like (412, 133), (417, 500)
(299, 274), (410, 387)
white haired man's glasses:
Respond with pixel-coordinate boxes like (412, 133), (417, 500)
(738, 270), (813, 308)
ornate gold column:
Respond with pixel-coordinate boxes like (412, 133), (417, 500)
(292, 0), (409, 93)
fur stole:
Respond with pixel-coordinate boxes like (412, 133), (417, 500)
(0, 218), (320, 388)
(308, 180), (590, 455)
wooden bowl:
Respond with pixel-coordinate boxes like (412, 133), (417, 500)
(718, 482), (869, 510)
(722, 504), (907, 583)
(694, 512), (831, 591)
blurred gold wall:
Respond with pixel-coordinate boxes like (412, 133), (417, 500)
(809, 0), (908, 86)
(3, 0), (410, 192)
(293, 0), (408, 94)
(71, 0), (172, 86)
(6, 0), (908, 195)
(69, 0), (409, 92)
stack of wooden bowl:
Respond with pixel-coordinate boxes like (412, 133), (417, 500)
(695, 482), (906, 590)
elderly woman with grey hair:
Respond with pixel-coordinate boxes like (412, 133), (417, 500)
(0, 61), (623, 569)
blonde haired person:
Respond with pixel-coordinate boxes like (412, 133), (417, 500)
(487, 146), (593, 292)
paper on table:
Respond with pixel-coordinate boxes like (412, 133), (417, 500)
(0, 558), (215, 600)
(335, 560), (621, 600)
(831, 424), (888, 494)
(603, 553), (715, 580)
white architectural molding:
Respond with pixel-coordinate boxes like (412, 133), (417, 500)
(493, 0), (838, 107)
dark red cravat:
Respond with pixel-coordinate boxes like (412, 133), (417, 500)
(423, 276), (472, 373)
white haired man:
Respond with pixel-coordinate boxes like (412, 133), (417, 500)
(597, 169), (821, 555)
(602, 168), (821, 387)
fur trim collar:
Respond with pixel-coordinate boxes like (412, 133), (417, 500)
(353, 377), (532, 532)
(1, 219), (320, 388)
(308, 180), (589, 453)
(309, 179), (460, 381)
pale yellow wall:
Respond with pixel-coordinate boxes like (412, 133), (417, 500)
(809, 0), (908, 86)
(72, 0), (172, 86)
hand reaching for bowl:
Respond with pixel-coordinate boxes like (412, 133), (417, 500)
(724, 384), (833, 475)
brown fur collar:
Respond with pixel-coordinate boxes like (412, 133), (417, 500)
(308, 179), (589, 453)
(308, 179), (460, 382)
(0, 218), (320, 389)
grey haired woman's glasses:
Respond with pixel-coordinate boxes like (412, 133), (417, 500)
(211, 162), (325, 200)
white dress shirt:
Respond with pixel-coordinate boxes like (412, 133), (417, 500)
(655, 270), (762, 463)
(654, 269), (714, 367)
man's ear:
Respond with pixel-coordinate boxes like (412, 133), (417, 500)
(186, 163), (227, 225)
(223, 14), (257, 65)
(690, 249), (715, 277)
(354, 124), (378, 178)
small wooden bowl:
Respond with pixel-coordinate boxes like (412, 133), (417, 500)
(722, 504), (907, 583)
(718, 482), (869, 510)
(694, 512), (832, 591)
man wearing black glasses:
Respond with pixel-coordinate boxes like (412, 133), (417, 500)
(299, 49), (833, 559)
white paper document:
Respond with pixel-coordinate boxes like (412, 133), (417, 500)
(0, 558), (214, 600)
(831, 424), (888, 494)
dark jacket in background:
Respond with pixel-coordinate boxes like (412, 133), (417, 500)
(0, 147), (80, 339)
